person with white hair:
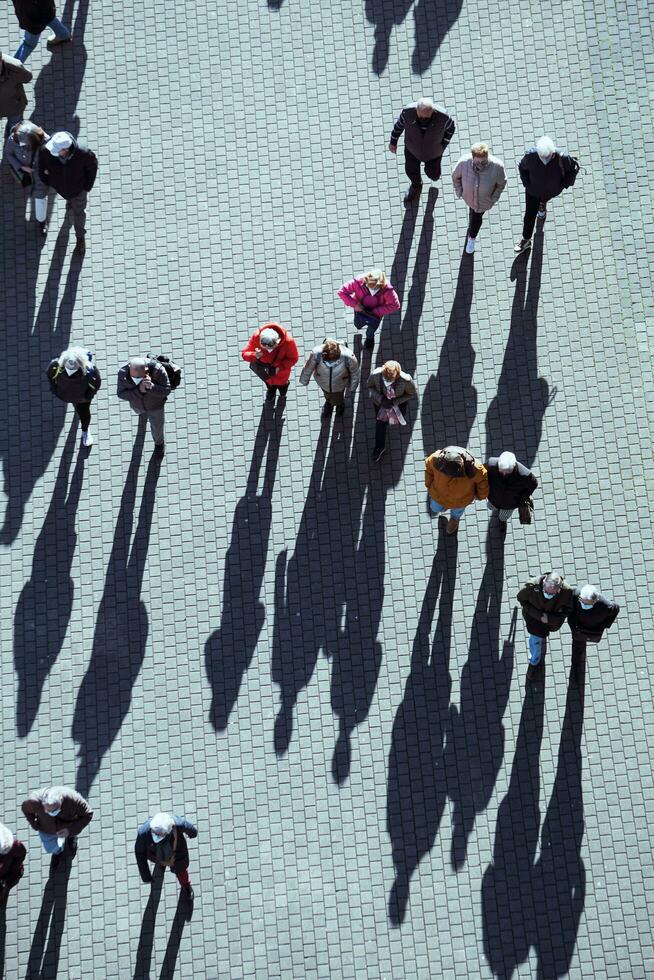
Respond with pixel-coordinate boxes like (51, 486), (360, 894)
(46, 347), (102, 447)
(452, 142), (508, 254)
(337, 268), (400, 350)
(116, 355), (171, 453)
(134, 811), (198, 904)
(424, 445), (488, 535)
(38, 129), (98, 256)
(21, 784), (93, 869)
(567, 584), (620, 682)
(388, 96), (456, 206)
(0, 822), (26, 906)
(485, 451), (539, 539)
(241, 321), (299, 404)
(4, 120), (50, 235)
(517, 572), (575, 680)
(514, 135), (580, 254)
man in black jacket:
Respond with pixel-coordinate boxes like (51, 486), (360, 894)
(388, 97), (456, 206)
(0, 51), (31, 138)
(567, 584), (619, 682)
(486, 451), (538, 539)
(39, 131), (98, 255)
(12, 0), (71, 62)
(117, 356), (171, 453)
(514, 135), (578, 254)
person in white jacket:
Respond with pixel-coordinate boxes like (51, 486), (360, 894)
(452, 142), (507, 254)
(299, 338), (360, 420)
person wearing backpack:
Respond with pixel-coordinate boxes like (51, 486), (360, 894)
(46, 347), (102, 447)
(116, 355), (171, 454)
(514, 135), (579, 254)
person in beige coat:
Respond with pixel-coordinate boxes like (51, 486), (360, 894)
(452, 142), (507, 254)
(299, 338), (360, 419)
(367, 360), (417, 461)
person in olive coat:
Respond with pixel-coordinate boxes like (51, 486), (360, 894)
(12, 0), (71, 62)
(567, 583), (620, 681)
(39, 131), (98, 255)
(135, 812), (198, 904)
(0, 51), (31, 139)
(367, 360), (417, 461)
(486, 451), (538, 539)
(0, 823), (26, 906)
(517, 571), (574, 680)
(47, 346), (101, 447)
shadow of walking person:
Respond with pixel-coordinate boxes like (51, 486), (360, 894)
(386, 530), (458, 926)
(481, 674), (546, 978)
(448, 543), (515, 872)
(133, 867), (164, 980)
(72, 422), (162, 797)
(158, 893), (193, 980)
(30, 0), (90, 138)
(14, 421), (86, 737)
(0, 906), (5, 979)
(205, 406), (284, 731)
(25, 861), (72, 979)
(485, 227), (555, 468)
(365, 0), (463, 75)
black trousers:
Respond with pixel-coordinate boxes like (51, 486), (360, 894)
(75, 403), (91, 430)
(468, 208), (484, 237)
(522, 192), (542, 241)
(374, 405), (406, 451)
(404, 148), (442, 187)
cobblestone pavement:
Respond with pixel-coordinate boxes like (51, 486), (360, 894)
(0, 0), (653, 976)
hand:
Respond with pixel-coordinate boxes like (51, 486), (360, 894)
(21, 165), (33, 173)
(255, 348), (264, 359)
(540, 613), (548, 624)
(59, 828), (69, 838)
(141, 376), (154, 391)
(388, 143), (397, 154)
(354, 303), (364, 312)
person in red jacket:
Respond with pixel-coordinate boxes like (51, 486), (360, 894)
(241, 323), (299, 405)
(0, 822), (26, 906)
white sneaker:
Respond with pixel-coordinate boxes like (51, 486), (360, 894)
(514, 238), (532, 254)
(465, 237), (476, 254)
(81, 430), (93, 447)
(537, 206), (547, 220)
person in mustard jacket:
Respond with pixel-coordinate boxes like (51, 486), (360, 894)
(424, 445), (488, 535)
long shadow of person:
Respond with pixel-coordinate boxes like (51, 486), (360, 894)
(364, 0), (463, 75)
(72, 423), (162, 797)
(485, 227), (555, 467)
(158, 893), (193, 980)
(481, 673), (546, 978)
(205, 405), (284, 731)
(30, 0), (90, 138)
(25, 860), (72, 979)
(0, 905), (5, 978)
(386, 530), (458, 926)
(133, 867), (164, 980)
(14, 422), (86, 736)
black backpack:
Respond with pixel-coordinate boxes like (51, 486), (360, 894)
(150, 354), (182, 390)
(558, 153), (580, 189)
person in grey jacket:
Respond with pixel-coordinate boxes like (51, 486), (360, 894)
(388, 97), (456, 206)
(117, 356), (171, 453)
(299, 338), (360, 420)
(22, 785), (93, 868)
(47, 346), (101, 447)
(452, 142), (507, 254)
(5, 121), (50, 234)
(368, 360), (417, 461)
(0, 51), (31, 139)
(134, 812), (197, 904)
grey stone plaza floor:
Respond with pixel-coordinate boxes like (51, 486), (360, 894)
(0, 0), (653, 976)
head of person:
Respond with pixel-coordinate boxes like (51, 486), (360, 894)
(497, 451), (517, 478)
(440, 446), (467, 477)
(259, 327), (281, 352)
(578, 584), (599, 610)
(46, 132), (74, 159)
(542, 572), (563, 599)
(150, 812), (174, 844)
(43, 787), (65, 817)
(382, 360), (401, 382)
(535, 135), (555, 164)
(322, 339), (341, 362)
(0, 823), (15, 855)
(416, 97), (434, 119)
(58, 346), (90, 377)
(128, 356), (148, 380)
(471, 142), (490, 169)
(13, 121), (46, 149)
(363, 269), (387, 290)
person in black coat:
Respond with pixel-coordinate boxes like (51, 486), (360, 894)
(47, 347), (101, 447)
(12, 0), (71, 62)
(567, 584), (620, 681)
(0, 51), (32, 139)
(486, 451), (538, 539)
(39, 131), (98, 255)
(514, 134), (579, 254)
(135, 812), (198, 904)
(0, 823), (26, 906)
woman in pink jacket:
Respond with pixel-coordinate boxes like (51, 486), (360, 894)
(337, 269), (400, 351)
(241, 322), (299, 405)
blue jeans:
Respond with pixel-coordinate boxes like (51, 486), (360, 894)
(354, 311), (381, 341)
(15, 17), (70, 61)
(528, 634), (544, 665)
(429, 500), (466, 520)
(39, 831), (66, 854)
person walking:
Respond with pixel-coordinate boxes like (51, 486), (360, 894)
(117, 356), (171, 453)
(38, 130), (98, 256)
(135, 812), (198, 904)
(0, 823), (26, 906)
(567, 583), (620, 682)
(367, 360), (417, 462)
(517, 572), (575, 680)
(0, 51), (31, 139)
(485, 451), (538, 539)
(4, 120), (50, 235)
(388, 97), (456, 206)
(21, 785), (93, 868)
(452, 142), (507, 254)
(241, 323), (299, 405)
(12, 0), (71, 62)
(337, 269), (400, 351)
(424, 446), (488, 535)
(514, 135), (580, 254)
(299, 338), (360, 420)
(47, 347), (101, 448)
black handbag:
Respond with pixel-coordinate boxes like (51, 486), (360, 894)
(518, 497), (534, 525)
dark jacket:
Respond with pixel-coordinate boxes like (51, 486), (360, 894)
(22, 788), (93, 837)
(518, 150), (569, 202)
(0, 839), (26, 889)
(390, 103), (455, 162)
(12, 0), (57, 34)
(568, 592), (619, 642)
(486, 457), (538, 510)
(134, 816), (198, 881)
(117, 361), (170, 412)
(0, 55), (31, 119)
(39, 135), (98, 200)
(367, 368), (417, 407)
(47, 359), (101, 404)
(517, 574), (575, 638)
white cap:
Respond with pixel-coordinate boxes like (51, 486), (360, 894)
(498, 451), (517, 472)
(0, 823), (14, 855)
(45, 132), (73, 155)
(444, 446), (464, 463)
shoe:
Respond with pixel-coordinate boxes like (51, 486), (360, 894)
(403, 183), (423, 206)
(183, 886), (194, 903)
(335, 403), (345, 417)
(372, 446), (386, 462)
(66, 836), (78, 858)
(321, 402), (333, 420)
(36, 220), (48, 238)
(537, 204), (547, 220)
(499, 520), (507, 539)
(46, 33), (72, 49)
(74, 237), (86, 256)
(514, 238), (531, 254)
(446, 517), (459, 535)
(465, 237), (476, 254)
(153, 442), (165, 457)
(364, 338), (374, 351)
(81, 429), (93, 447)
